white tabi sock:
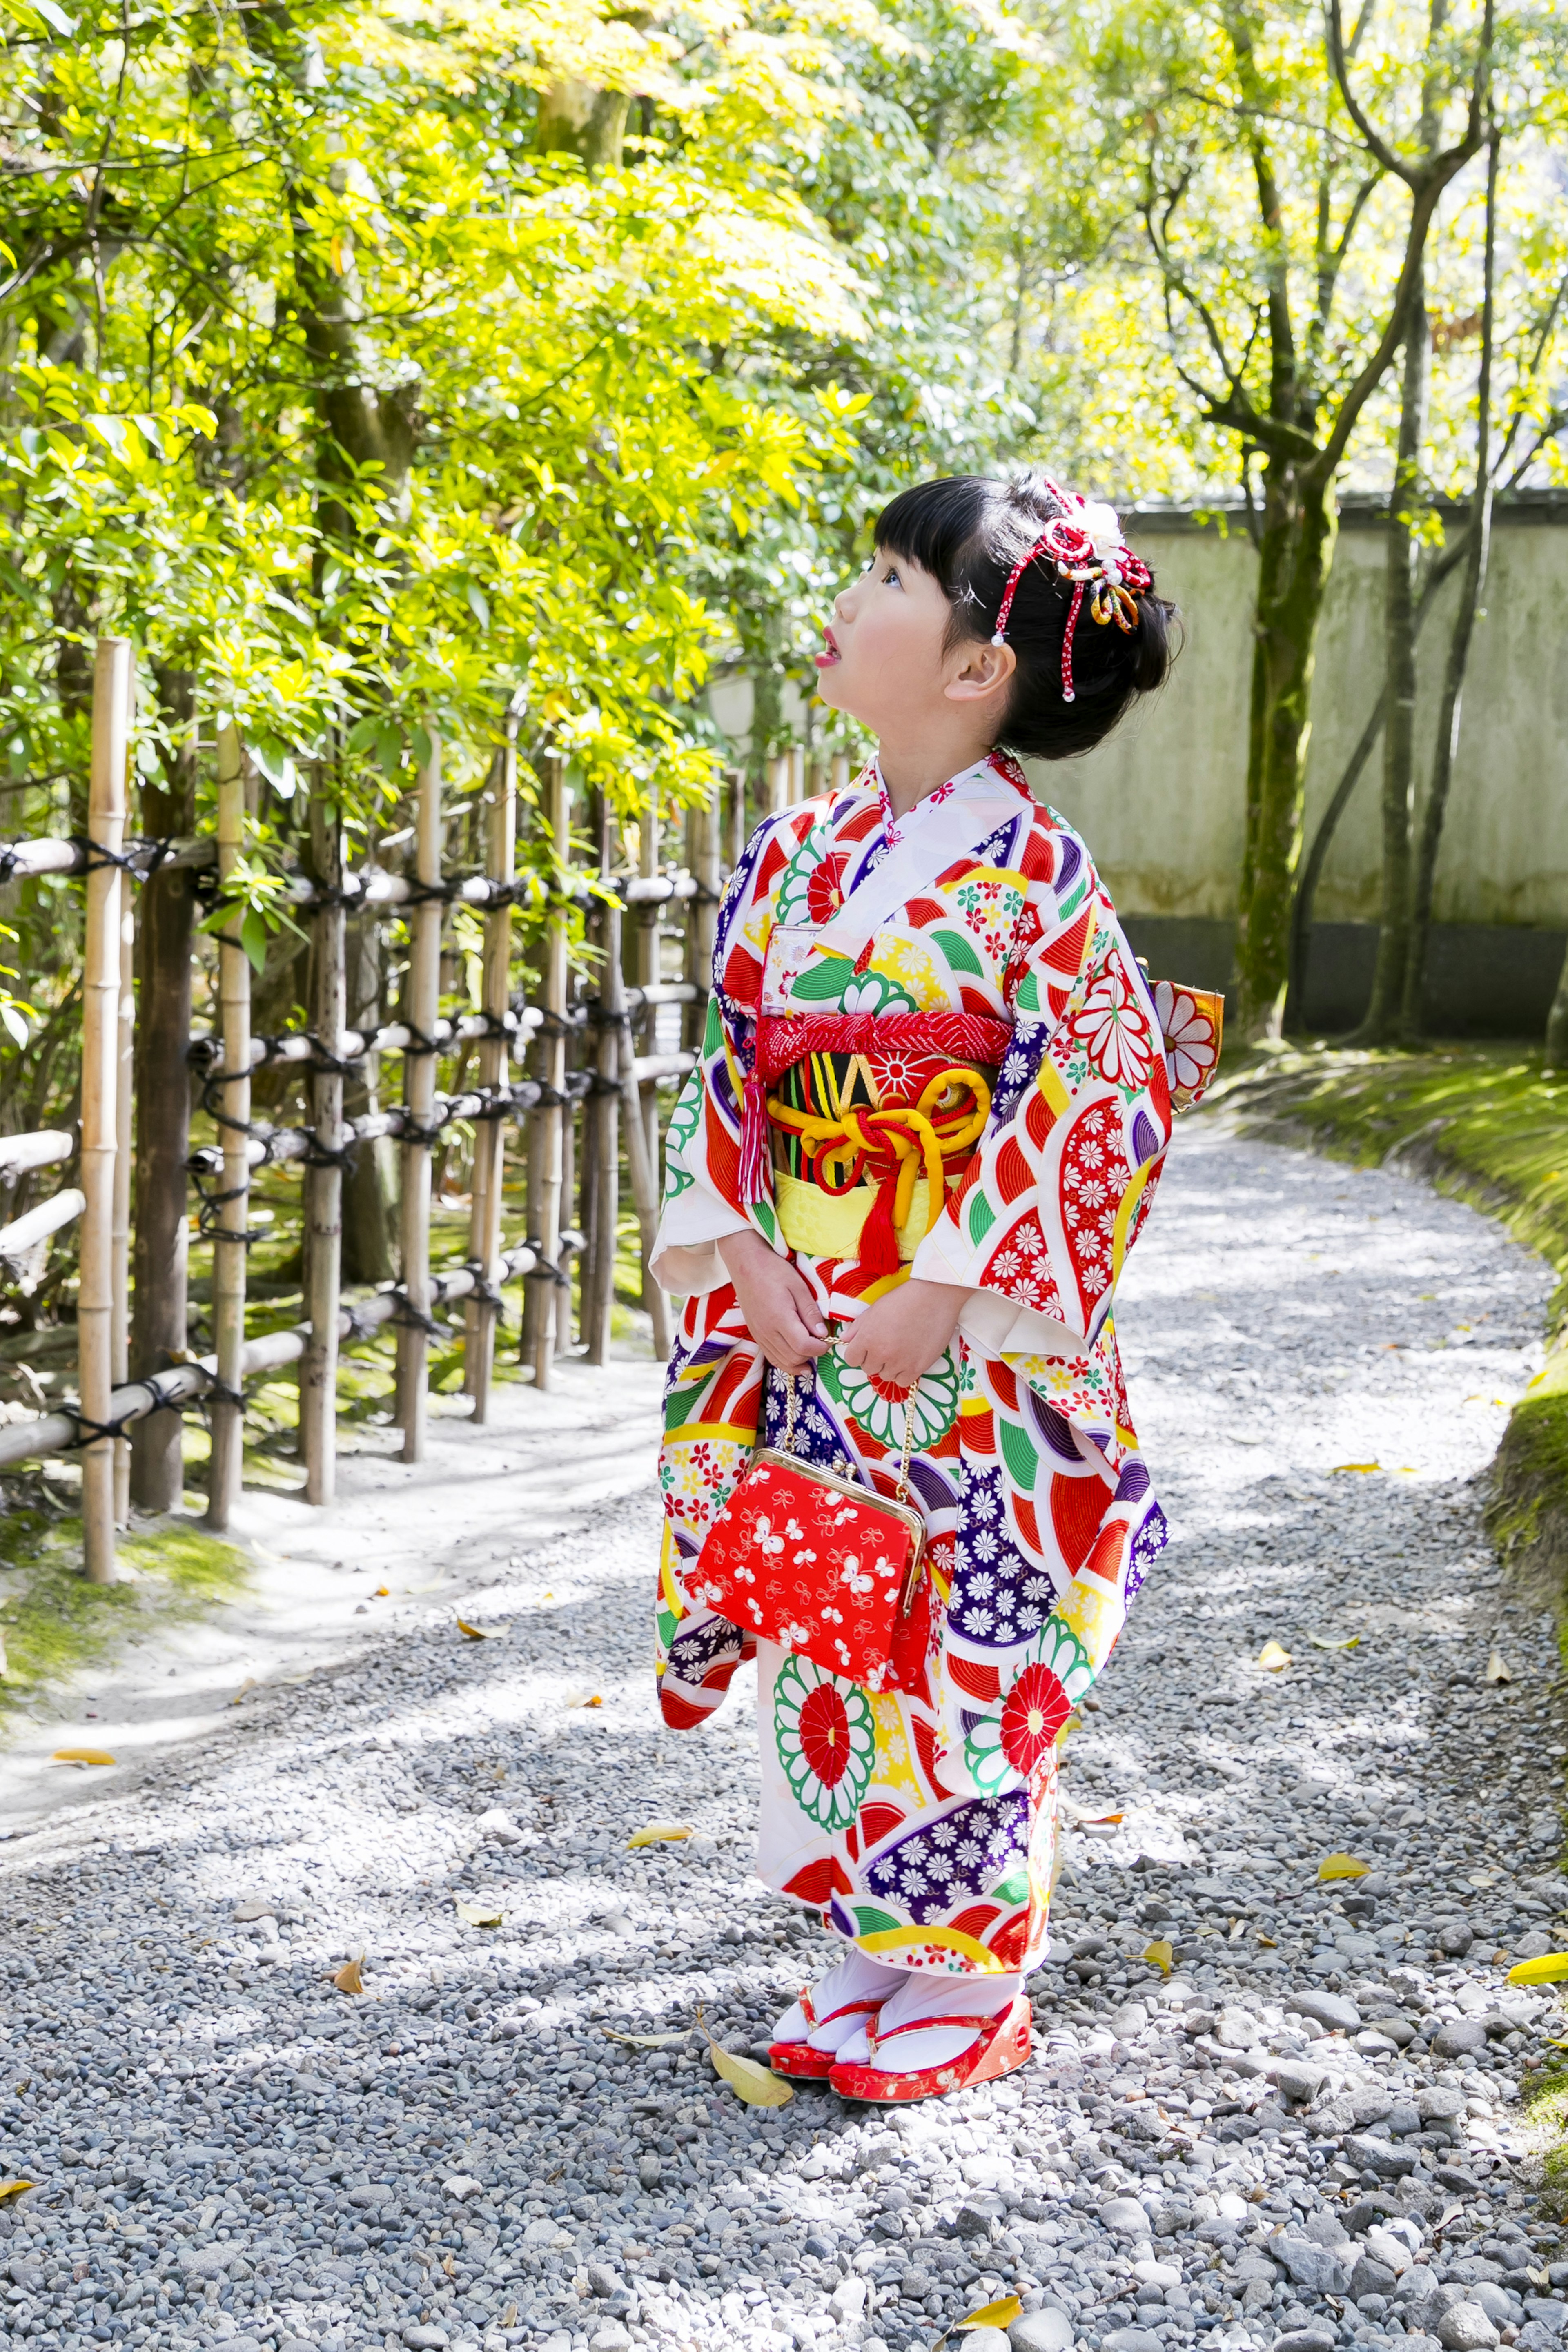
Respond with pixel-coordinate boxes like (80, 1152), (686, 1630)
(773, 1949), (906, 2052)
(833, 1969), (1025, 2074)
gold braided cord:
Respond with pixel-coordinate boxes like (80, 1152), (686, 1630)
(765, 1066), (992, 1247)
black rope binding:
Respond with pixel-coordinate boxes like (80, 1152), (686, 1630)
(389, 1292), (444, 1339)
(301, 1132), (359, 1174)
(62, 1377), (171, 1448)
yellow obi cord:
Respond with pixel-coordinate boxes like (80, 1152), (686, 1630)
(767, 1067), (992, 1270)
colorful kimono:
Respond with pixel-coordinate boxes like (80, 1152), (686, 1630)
(649, 753), (1219, 1980)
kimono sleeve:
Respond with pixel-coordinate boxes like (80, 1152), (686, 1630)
(909, 852), (1172, 1357)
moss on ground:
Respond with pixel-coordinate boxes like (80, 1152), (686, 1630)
(0, 1507), (249, 1732)
(1523, 2062), (1568, 2219)
(1207, 1043), (1568, 1599)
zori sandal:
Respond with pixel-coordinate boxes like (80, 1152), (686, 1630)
(768, 1986), (889, 2080)
(826, 1992), (1033, 2104)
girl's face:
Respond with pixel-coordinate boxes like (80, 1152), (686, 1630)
(814, 545), (1011, 744)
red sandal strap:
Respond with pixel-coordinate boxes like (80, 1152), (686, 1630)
(799, 1987), (883, 2033)
(865, 2005), (1013, 2059)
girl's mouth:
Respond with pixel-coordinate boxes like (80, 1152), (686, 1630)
(814, 625), (840, 669)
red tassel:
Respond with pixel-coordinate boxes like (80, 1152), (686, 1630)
(855, 1168), (902, 1282)
(738, 1067), (771, 1204)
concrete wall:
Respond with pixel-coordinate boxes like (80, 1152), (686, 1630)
(1033, 497), (1568, 1034)
(1036, 496), (1568, 934)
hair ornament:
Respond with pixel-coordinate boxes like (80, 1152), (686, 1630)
(990, 475), (1153, 702)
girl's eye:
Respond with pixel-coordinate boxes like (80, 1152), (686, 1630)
(883, 565), (901, 588)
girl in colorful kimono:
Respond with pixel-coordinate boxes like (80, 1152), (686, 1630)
(650, 472), (1220, 2105)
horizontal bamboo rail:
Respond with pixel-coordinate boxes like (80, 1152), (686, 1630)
(0, 1130), (73, 1178)
(0, 1187), (85, 1263)
(0, 1242), (542, 1473)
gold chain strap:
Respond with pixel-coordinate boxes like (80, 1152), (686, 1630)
(777, 1363), (917, 1502)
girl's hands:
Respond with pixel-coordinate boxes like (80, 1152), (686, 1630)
(719, 1229), (830, 1376)
(838, 1278), (968, 1392)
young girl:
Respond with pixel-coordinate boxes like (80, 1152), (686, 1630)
(649, 472), (1219, 2105)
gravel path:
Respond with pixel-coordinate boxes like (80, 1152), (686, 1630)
(0, 1120), (1564, 2352)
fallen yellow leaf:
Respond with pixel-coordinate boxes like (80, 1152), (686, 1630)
(456, 1618), (490, 1640)
(1307, 1632), (1360, 1650)
(51, 1748), (114, 1767)
(0, 2180), (33, 2205)
(1484, 1648), (1513, 1684)
(937, 2295), (1024, 2347)
(1331, 1462), (1381, 1474)
(1258, 1934), (1279, 1947)
(627, 1821), (694, 1849)
(565, 1690), (604, 1708)
(1258, 1640), (1292, 1672)
(1143, 1940), (1174, 1977)
(1318, 1852), (1370, 1881)
(455, 1901), (504, 1928)
(332, 1953), (365, 1995)
(373, 1585), (390, 1597)
(698, 2012), (791, 2107)
(1508, 1952), (1568, 1986)
(601, 2027), (691, 2049)
(229, 1677), (258, 1706)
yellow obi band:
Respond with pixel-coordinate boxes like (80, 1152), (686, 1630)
(775, 1169), (957, 1263)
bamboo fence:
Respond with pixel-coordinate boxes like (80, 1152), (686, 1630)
(0, 636), (792, 1578)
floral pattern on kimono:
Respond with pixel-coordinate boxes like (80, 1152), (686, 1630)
(649, 755), (1176, 1978)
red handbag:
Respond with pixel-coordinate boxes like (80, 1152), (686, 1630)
(690, 1374), (926, 1694)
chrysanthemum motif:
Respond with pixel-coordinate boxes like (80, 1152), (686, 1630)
(1153, 980), (1218, 1098)
(774, 1656), (876, 1831)
(776, 824), (845, 929)
(834, 1349), (960, 1451)
(1068, 962), (1153, 1091)
(963, 1616), (1095, 1794)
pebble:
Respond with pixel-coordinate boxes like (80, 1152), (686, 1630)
(0, 1125), (1561, 2352)
(1439, 2301), (1502, 2350)
(1008, 2307), (1075, 2350)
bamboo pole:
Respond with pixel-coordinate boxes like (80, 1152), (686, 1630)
(726, 765), (747, 869)
(623, 801), (671, 1361)
(80, 639), (131, 1584)
(831, 753), (851, 792)
(206, 723), (250, 1531)
(301, 788), (346, 1504)
(684, 778), (720, 1055)
(584, 794), (620, 1367)
(112, 816), (135, 1527)
(464, 717), (517, 1418)
(396, 736), (442, 1459)
(790, 745), (805, 806)
(531, 755), (568, 1388)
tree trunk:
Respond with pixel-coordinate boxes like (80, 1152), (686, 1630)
(341, 903), (397, 1281)
(1402, 131), (1498, 1042)
(536, 80), (630, 172)
(128, 666), (197, 1512)
(1233, 460), (1337, 1040)
(1357, 273), (1431, 1043)
(1545, 946), (1568, 1076)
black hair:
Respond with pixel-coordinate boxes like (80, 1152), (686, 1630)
(872, 472), (1177, 761)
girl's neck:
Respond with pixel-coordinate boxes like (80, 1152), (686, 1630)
(876, 739), (993, 820)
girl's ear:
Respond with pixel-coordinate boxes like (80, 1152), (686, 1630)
(944, 636), (1016, 707)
